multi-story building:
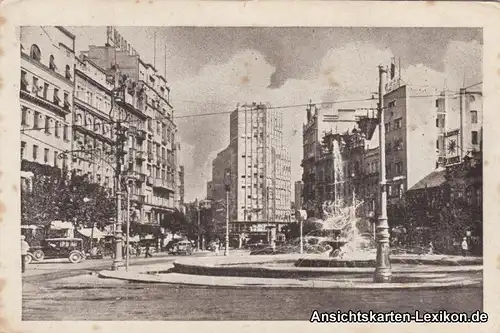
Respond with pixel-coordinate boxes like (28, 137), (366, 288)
(301, 102), (376, 216)
(83, 42), (176, 225)
(20, 26), (75, 177)
(210, 103), (292, 242)
(73, 55), (116, 191)
(436, 88), (482, 167)
(383, 85), (440, 205)
(294, 181), (304, 211)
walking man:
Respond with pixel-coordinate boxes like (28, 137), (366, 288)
(145, 244), (152, 258)
(21, 236), (30, 273)
(461, 237), (468, 257)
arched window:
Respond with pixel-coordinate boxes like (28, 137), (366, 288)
(30, 45), (41, 61)
(76, 113), (83, 125)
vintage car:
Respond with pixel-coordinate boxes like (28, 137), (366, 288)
(169, 240), (194, 255)
(27, 238), (87, 264)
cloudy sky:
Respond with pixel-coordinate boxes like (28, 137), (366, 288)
(67, 27), (482, 202)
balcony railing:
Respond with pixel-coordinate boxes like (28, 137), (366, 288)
(136, 128), (146, 140)
(130, 194), (145, 204)
(135, 151), (146, 161)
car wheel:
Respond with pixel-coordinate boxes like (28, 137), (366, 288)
(68, 251), (83, 264)
(32, 250), (44, 261)
(24, 254), (33, 265)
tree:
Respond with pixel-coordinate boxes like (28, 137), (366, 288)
(21, 161), (116, 229)
(160, 208), (191, 237)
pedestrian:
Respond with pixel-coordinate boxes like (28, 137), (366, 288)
(21, 236), (30, 273)
(427, 241), (434, 255)
(461, 237), (468, 257)
(145, 244), (152, 258)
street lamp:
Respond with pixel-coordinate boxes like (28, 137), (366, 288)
(355, 65), (392, 283)
(374, 65), (392, 282)
(223, 168), (232, 256)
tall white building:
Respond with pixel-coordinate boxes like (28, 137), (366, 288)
(210, 103), (292, 241)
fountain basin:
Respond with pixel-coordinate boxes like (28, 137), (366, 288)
(169, 254), (482, 288)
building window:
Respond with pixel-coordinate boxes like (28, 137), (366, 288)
(43, 83), (49, 99)
(470, 110), (478, 124)
(63, 124), (69, 141)
(21, 141), (26, 159)
(44, 116), (51, 134)
(21, 70), (29, 91)
(21, 107), (27, 126)
(33, 111), (40, 129)
(43, 148), (49, 163)
(436, 118), (439, 127)
(395, 162), (403, 174)
(30, 44), (41, 61)
(471, 131), (479, 145)
(54, 88), (61, 105)
(64, 92), (70, 109)
(388, 101), (396, 108)
(32, 145), (38, 161)
(436, 140), (439, 149)
(54, 121), (60, 138)
(49, 55), (57, 71)
(435, 99), (439, 107)
(65, 65), (72, 80)
(394, 118), (402, 129)
(32, 77), (39, 94)
(385, 122), (391, 132)
(53, 151), (58, 167)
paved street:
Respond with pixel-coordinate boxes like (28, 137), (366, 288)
(22, 253), (482, 321)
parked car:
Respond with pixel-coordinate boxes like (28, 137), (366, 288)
(169, 240), (193, 255)
(27, 238), (86, 264)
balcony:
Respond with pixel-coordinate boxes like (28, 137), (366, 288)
(135, 151), (146, 161)
(128, 148), (136, 161)
(137, 172), (146, 183)
(130, 194), (145, 204)
(136, 128), (146, 141)
(153, 178), (174, 191)
(146, 176), (154, 186)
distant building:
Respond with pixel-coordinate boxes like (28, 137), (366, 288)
(383, 85), (441, 205)
(436, 89), (482, 167)
(210, 103), (292, 242)
(294, 181), (304, 210)
(301, 101), (376, 216)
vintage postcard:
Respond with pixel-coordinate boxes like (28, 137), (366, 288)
(0, 1), (499, 332)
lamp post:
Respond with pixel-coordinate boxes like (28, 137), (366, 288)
(374, 65), (392, 283)
(223, 168), (232, 256)
(298, 210), (307, 255)
(83, 197), (93, 252)
(125, 179), (132, 271)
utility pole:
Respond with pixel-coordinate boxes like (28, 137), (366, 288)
(110, 72), (127, 271)
(126, 180), (131, 271)
(223, 168), (232, 256)
(374, 65), (392, 283)
(196, 199), (201, 250)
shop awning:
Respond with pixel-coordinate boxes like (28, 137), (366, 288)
(77, 228), (107, 239)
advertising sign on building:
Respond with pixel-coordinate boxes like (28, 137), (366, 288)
(445, 129), (461, 165)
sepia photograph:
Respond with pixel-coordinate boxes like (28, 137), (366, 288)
(1, 1), (499, 331)
(18, 24), (483, 321)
